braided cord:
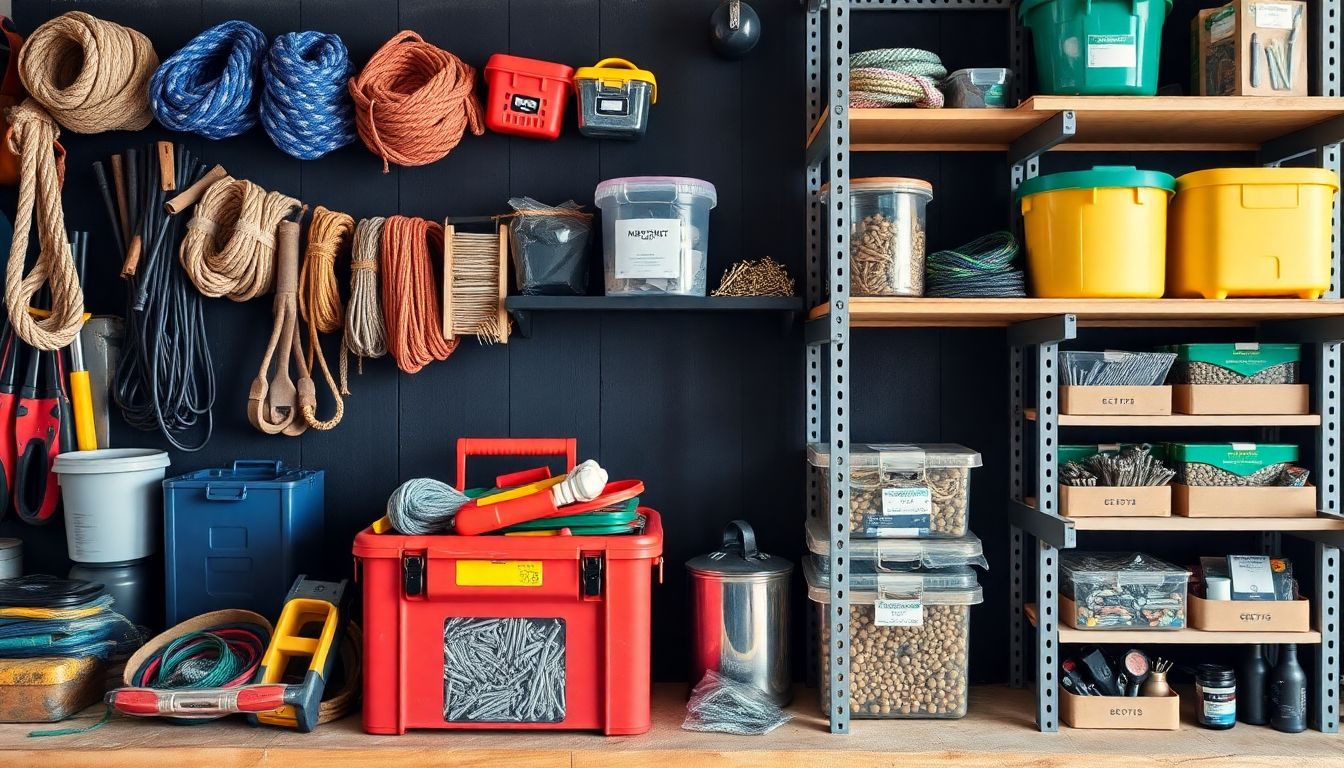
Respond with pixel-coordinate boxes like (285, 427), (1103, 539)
(179, 176), (300, 301)
(298, 206), (354, 430)
(261, 31), (356, 160)
(150, 20), (267, 139)
(925, 231), (1028, 298)
(850, 48), (947, 109)
(342, 217), (388, 393)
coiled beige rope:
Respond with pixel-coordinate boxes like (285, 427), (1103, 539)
(179, 176), (300, 301)
(18, 11), (157, 133)
(298, 206), (353, 430)
(4, 101), (83, 351)
(341, 217), (387, 394)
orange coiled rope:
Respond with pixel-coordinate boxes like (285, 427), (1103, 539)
(347, 32), (483, 172)
(381, 215), (457, 374)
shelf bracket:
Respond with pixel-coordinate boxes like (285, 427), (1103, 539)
(1008, 499), (1077, 550)
(1257, 115), (1344, 166)
(804, 316), (833, 346)
(1007, 314), (1077, 347)
(508, 309), (533, 339)
(1008, 110), (1076, 169)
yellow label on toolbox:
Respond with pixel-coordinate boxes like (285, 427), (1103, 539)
(456, 560), (544, 587)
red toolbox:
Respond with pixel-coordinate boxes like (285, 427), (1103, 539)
(353, 438), (663, 734)
(483, 54), (575, 140)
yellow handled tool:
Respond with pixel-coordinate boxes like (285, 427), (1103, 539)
(67, 233), (96, 450)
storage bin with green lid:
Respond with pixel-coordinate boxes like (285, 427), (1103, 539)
(1019, 0), (1172, 95)
(806, 559), (982, 719)
(1168, 167), (1339, 300)
(1167, 442), (1299, 487)
(574, 58), (657, 140)
(1018, 166), (1176, 298)
(804, 516), (988, 573)
(1165, 343), (1302, 385)
(808, 443), (982, 538)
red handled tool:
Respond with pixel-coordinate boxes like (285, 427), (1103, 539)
(454, 479), (644, 536)
(0, 324), (18, 519)
(12, 344), (62, 524)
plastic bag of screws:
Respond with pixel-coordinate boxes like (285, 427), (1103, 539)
(1061, 552), (1189, 630)
(1165, 343), (1302, 385)
(809, 443), (983, 538)
(1168, 442), (1301, 487)
(682, 670), (793, 735)
(1060, 350), (1177, 386)
(443, 617), (566, 723)
(1059, 444), (1175, 488)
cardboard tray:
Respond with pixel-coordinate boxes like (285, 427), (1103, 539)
(1061, 689), (1180, 730)
(1173, 384), (1309, 415)
(1172, 483), (1317, 518)
(1061, 385), (1172, 416)
(1061, 485), (1172, 518)
(1188, 594), (1311, 633)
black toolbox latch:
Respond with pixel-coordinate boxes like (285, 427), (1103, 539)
(403, 554), (425, 597)
(581, 555), (603, 598)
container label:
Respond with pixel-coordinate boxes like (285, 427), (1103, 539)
(874, 598), (923, 627)
(597, 97), (629, 115)
(882, 487), (931, 517)
(510, 94), (541, 114)
(1254, 3), (1295, 29)
(1197, 683), (1237, 726)
(456, 560), (543, 587)
(1087, 35), (1137, 68)
(615, 218), (683, 279)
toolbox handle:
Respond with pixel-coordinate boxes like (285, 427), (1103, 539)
(456, 438), (576, 490)
(231, 459), (286, 476)
(205, 485), (248, 502)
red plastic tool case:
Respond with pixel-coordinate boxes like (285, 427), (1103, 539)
(353, 438), (663, 734)
(483, 54), (575, 140)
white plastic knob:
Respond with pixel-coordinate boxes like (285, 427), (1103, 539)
(551, 459), (608, 506)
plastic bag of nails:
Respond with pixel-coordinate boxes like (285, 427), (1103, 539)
(507, 197), (593, 296)
(682, 671), (792, 735)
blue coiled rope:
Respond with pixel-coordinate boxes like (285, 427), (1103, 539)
(150, 20), (267, 139)
(261, 31), (357, 160)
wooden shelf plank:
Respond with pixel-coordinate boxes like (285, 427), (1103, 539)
(9, 683), (1344, 768)
(507, 296), (803, 312)
(1025, 603), (1321, 644)
(810, 297), (1344, 328)
(1022, 408), (1321, 426)
(1069, 515), (1344, 532)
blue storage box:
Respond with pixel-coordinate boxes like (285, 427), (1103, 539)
(163, 460), (324, 625)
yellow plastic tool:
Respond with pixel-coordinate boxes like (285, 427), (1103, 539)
(472, 474), (565, 507)
(251, 577), (349, 732)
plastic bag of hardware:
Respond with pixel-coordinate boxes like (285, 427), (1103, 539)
(507, 197), (592, 296)
(682, 670), (792, 735)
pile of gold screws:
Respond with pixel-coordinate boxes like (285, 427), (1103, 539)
(711, 257), (796, 297)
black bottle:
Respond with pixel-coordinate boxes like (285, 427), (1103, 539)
(1238, 644), (1270, 725)
(1269, 643), (1308, 733)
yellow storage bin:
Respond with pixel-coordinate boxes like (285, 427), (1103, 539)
(1169, 168), (1339, 300)
(1019, 166), (1176, 298)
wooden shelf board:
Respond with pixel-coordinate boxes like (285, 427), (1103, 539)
(1023, 408), (1321, 426)
(810, 297), (1344, 328)
(507, 295), (804, 312)
(840, 96), (1344, 152)
(1069, 515), (1344, 532)
(1025, 603), (1321, 644)
(9, 683), (1344, 768)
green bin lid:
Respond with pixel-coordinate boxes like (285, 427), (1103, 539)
(1167, 442), (1298, 475)
(1017, 166), (1176, 201)
(1019, 0), (1172, 20)
(1164, 343), (1301, 376)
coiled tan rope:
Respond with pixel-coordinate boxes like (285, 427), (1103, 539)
(4, 101), (82, 351)
(382, 216), (458, 374)
(348, 32), (483, 172)
(298, 206), (353, 430)
(180, 176), (300, 301)
(18, 11), (157, 133)
(341, 217), (387, 394)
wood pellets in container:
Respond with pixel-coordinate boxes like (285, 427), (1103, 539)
(809, 443), (981, 538)
(807, 561), (982, 719)
(1169, 442), (1301, 487)
(828, 178), (933, 297)
(1166, 343), (1302, 385)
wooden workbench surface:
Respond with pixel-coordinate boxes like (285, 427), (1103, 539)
(4, 684), (1343, 768)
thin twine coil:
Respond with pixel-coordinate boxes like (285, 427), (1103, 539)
(342, 217), (387, 393)
(4, 101), (83, 351)
(150, 20), (267, 140)
(18, 11), (158, 133)
(348, 32), (483, 172)
(179, 175), (300, 301)
(381, 215), (458, 374)
(298, 205), (353, 430)
(261, 31), (356, 160)
(446, 229), (506, 344)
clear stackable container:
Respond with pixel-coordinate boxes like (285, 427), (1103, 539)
(1061, 552), (1190, 630)
(831, 178), (934, 297)
(594, 176), (717, 296)
(807, 560), (982, 719)
(804, 515), (987, 574)
(808, 443), (982, 538)
(940, 68), (1013, 108)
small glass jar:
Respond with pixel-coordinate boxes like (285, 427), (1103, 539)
(1196, 664), (1237, 729)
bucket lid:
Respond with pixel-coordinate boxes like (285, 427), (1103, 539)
(53, 448), (170, 475)
(594, 176), (717, 207)
(574, 57), (657, 102)
(1019, 0), (1172, 19)
(1176, 167), (1340, 194)
(0, 537), (19, 561)
(686, 520), (792, 579)
(1017, 166), (1176, 200)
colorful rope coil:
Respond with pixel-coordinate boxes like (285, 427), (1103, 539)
(261, 31), (357, 160)
(849, 48), (946, 109)
(150, 20), (267, 139)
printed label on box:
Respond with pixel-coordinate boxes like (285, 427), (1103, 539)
(456, 560), (544, 587)
(615, 218), (682, 279)
(1087, 35), (1137, 68)
(1254, 3), (1295, 29)
(874, 599), (924, 627)
(597, 97), (629, 115)
(882, 487), (932, 517)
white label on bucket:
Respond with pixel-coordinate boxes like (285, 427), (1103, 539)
(875, 599), (924, 627)
(615, 218), (683, 279)
(1086, 34), (1137, 68)
(1254, 4), (1295, 29)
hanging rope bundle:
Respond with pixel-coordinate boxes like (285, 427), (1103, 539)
(150, 20), (267, 139)
(261, 31), (357, 160)
(179, 175), (300, 301)
(4, 102), (83, 351)
(924, 231), (1028, 298)
(298, 206), (353, 430)
(849, 48), (946, 108)
(17, 11), (158, 133)
(249, 219), (308, 437)
(444, 226), (507, 344)
(342, 216), (387, 393)
(381, 215), (458, 374)
(348, 32), (483, 172)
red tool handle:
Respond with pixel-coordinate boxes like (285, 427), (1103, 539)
(453, 491), (559, 536)
(455, 438), (576, 490)
(107, 684), (288, 717)
(13, 398), (60, 525)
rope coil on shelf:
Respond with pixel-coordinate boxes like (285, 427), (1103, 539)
(150, 20), (267, 139)
(298, 206), (354, 430)
(18, 11), (158, 133)
(179, 175), (300, 301)
(924, 231), (1027, 298)
(261, 31), (357, 160)
(849, 48), (946, 109)
(341, 216), (387, 393)
(381, 215), (458, 374)
(348, 32), (483, 172)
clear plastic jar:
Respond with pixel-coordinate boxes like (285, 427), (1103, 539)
(839, 177), (933, 297)
(809, 443), (982, 538)
(594, 176), (716, 296)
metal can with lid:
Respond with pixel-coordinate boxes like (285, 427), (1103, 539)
(686, 520), (793, 705)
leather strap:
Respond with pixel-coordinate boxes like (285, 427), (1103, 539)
(248, 219), (309, 436)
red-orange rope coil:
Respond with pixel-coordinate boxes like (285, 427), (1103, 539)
(381, 215), (458, 374)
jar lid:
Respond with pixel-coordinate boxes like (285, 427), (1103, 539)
(850, 177), (934, 197)
(1017, 166), (1176, 200)
(574, 58), (658, 102)
(686, 520), (793, 578)
(808, 443), (982, 470)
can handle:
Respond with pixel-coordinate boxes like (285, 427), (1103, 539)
(231, 459), (285, 476)
(204, 484), (248, 502)
(456, 438), (577, 491)
(721, 520), (759, 559)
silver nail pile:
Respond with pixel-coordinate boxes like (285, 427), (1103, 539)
(443, 618), (566, 723)
(682, 670), (792, 735)
(1061, 444), (1176, 487)
(1061, 351), (1176, 386)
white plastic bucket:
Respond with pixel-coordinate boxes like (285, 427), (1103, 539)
(54, 449), (171, 564)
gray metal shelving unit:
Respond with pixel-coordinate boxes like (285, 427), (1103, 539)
(805, 0), (1344, 735)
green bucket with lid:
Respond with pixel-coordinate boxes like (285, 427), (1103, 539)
(1019, 0), (1172, 96)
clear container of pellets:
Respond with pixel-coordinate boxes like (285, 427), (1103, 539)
(809, 443), (982, 538)
(828, 177), (933, 297)
(595, 176), (717, 296)
(807, 559), (982, 718)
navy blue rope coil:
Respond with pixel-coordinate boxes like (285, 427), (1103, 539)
(261, 31), (357, 160)
(150, 20), (267, 140)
